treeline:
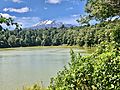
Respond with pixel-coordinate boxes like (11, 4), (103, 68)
(1, 20), (120, 48)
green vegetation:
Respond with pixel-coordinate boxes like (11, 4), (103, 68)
(21, 84), (45, 90)
(0, 14), (22, 31)
(0, 0), (120, 90)
(46, 1), (120, 89)
(85, 0), (120, 21)
(48, 41), (120, 90)
(0, 20), (120, 48)
(78, 0), (120, 24)
(1, 0), (120, 48)
(21, 0), (120, 90)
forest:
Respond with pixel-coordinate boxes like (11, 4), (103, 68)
(0, 0), (120, 48)
(1, 20), (120, 48)
(0, 0), (120, 90)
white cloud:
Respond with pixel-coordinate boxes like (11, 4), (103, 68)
(57, 16), (79, 25)
(45, 0), (81, 4)
(66, 7), (74, 10)
(0, 13), (16, 19)
(46, 0), (61, 4)
(0, 14), (41, 29)
(69, 0), (81, 5)
(12, 0), (22, 3)
(4, 0), (23, 3)
(15, 17), (41, 28)
(3, 7), (31, 13)
(0, 13), (16, 30)
(71, 14), (80, 17)
(44, 7), (48, 10)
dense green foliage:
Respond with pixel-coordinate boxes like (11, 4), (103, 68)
(21, 84), (45, 90)
(1, 20), (120, 48)
(1, 0), (120, 89)
(77, 0), (120, 25)
(48, 41), (120, 90)
(86, 0), (120, 20)
(0, 15), (21, 31)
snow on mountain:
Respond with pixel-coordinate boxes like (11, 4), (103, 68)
(32, 20), (55, 27)
(30, 20), (74, 29)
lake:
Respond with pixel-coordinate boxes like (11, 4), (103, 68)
(0, 46), (93, 90)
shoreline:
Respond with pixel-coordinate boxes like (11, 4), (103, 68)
(0, 45), (95, 49)
(0, 45), (96, 54)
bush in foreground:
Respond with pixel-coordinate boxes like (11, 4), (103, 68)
(48, 41), (120, 90)
(22, 84), (45, 90)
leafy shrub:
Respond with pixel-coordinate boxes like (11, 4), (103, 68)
(22, 84), (46, 90)
(48, 41), (120, 90)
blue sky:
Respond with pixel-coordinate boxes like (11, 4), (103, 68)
(0, 0), (86, 28)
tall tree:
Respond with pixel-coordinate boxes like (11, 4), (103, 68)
(81, 0), (120, 21)
(0, 14), (22, 31)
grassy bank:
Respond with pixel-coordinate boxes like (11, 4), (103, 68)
(0, 45), (96, 53)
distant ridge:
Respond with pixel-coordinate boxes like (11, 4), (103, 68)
(29, 20), (75, 29)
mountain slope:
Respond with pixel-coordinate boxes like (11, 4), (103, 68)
(30, 20), (75, 29)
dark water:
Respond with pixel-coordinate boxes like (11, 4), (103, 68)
(0, 47), (91, 90)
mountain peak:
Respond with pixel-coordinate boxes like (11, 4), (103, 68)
(31, 20), (75, 29)
(33, 20), (57, 27)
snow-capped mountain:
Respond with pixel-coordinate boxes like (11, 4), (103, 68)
(32, 20), (56, 27)
(30, 20), (75, 29)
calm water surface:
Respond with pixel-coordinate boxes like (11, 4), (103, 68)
(0, 47), (92, 90)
